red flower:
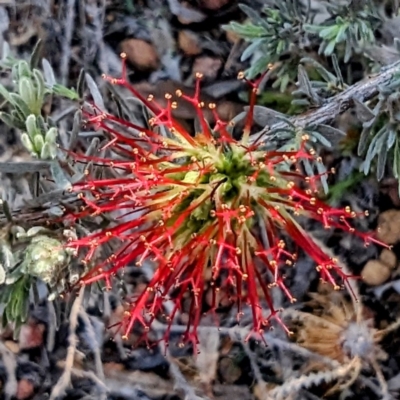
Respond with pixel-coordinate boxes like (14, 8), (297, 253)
(66, 54), (385, 350)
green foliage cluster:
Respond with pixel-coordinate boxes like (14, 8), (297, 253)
(304, 1), (379, 62)
(0, 42), (79, 159)
(0, 225), (75, 335)
(224, 0), (381, 91)
(226, 0), (400, 194)
(224, 1), (307, 91)
(357, 71), (400, 191)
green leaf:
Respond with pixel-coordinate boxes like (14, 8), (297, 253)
(344, 39), (352, 63)
(26, 114), (39, 140)
(291, 98), (310, 106)
(17, 60), (31, 79)
(0, 83), (12, 102)
(45, 127), (57, 143)
(42, 58), (56, 87)
(33, 134), (45, 153)
(303, 24), (323, 34)
(36, 114), (47, 135)
(9, 93), (31, 118)
(86, 73), (105, 110)
(306, 130), (332, 147)
(19, 77), (36, 112)
(323, 39), (337, 56)
(33, 69), (46, 105)
(246, 55), (272, 79)
(40, 142), (51, 159)
(300, 57), (337, 84)
(319, 25), (339, 40)
(363, 127), (386, 175)
(335, 23), (348, 43)
(29, 39), (43, 69)
(223, 21), (266, 39)
(51, 83), (79, 100)
(20, 133), (34, 153)
(241, 38), (264, 61)
(0, 112), (16, 128)
(279, 73), (290, 93)
(48, 143), (58, 159)
(377, 130), (389, 180)
(50, 160), (71, 190)
(0, 275), (31, 332)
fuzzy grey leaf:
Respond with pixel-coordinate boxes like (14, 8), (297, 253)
(377, 136), (388, 181)
(358, 127), (370, 156)
(68, 110), (82, 151)
(50, 161), (71, 190)
(312, 124), (346, 139)
(29, 39), (43, 70)
(42, 58), (56, 87)
(306, 130), (332, 147)
(353, 97), (375, 122)
(244, 105), (287, 127)
(300, 57), (337, 83)
(85, 73), (105, 111)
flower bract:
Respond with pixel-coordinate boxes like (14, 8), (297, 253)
(66, 54), (385, 349)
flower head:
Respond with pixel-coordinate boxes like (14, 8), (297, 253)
(66, 54), (385, 349)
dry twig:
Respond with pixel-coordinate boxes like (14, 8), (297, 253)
(49, 286), (85, 400)
(0, 340), (18, 400)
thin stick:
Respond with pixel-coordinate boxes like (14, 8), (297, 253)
(158, 340), (206, 400)
(60, 0), (76, 85)
(78, 308), (105, 380)
(0, 341), (18, 400)
(49, 286), (85, 400)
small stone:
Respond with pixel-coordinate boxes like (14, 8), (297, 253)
(192, 56), (222, 80)
(19, 320), (45, 350)
(120, 39), (159, 71)
(361, 260), (392, 286)
(379, 248), (397, 269)
(199, 0), (230, 10)
(376, 209), (400, 245)
(16, 379), (34, 400)
(175, 1), (207, 24)
(218, 356), (241, 383)
(178, 30), (202, 56)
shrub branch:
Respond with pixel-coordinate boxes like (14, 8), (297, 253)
(251, 60), (400, 143)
